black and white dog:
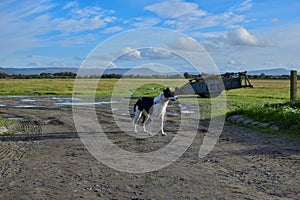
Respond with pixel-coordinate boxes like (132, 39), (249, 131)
(132, 87), (177, 136)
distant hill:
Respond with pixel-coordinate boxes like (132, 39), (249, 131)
(0, 67), (79, 75)
(248, 68), (290, 76)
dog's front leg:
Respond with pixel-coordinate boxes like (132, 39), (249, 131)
(160, 114), (167, 136)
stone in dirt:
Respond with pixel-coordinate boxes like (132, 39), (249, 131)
(258, 123), (270, 128)
(269, 125), (279, 131)
(235, 117), (245, 123)
(42, 117), (64, 125)
(0, 126), (8, 134)
(251, 121), (260, 125)
(242, 119), (253, 125)
(227, 115), (242, 122)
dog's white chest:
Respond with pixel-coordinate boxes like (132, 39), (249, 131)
(152, 102), (168, 116)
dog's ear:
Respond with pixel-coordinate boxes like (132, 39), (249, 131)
(163, 87), (171, 93)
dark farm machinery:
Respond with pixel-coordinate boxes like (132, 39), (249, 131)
(175, 71), (253, 98)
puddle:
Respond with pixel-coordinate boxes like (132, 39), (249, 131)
(181, 110), (195, 114)
(7, 95), (28, 98)
(8, 117), (24, 121)
(166, 111), (178, 116)
(21, 99), (37, 102)
(56, 101), (113, 106)
(51, 97), (81, 101)
(1, 96), (117, 108)
(14, 105), (45, 108)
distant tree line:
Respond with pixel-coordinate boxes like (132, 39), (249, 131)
(183, 72), (300, 80)
(247, 73), (296, 80)
(0, 72), (184, 79)
(0, 71), (299, 80)
(0, 72), (77, 79)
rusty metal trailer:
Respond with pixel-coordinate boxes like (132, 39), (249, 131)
(175, 71), (253, 98)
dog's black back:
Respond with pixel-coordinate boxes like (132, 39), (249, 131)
(134, 97), (154, 114)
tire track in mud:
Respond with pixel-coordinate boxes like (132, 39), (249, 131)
(0, 143), (26, 160)
(0, 142), (31, 180)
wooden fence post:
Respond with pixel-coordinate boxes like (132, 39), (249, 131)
(290, 70), (297, 101)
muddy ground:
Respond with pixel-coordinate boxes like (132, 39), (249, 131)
(0, 96), (299, 199)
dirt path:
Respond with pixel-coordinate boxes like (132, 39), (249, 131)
(0, 97), (299, 199)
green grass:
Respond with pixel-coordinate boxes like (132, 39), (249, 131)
(227, 101), (300, 135)
(0, 116), (10, 127)
(225, 79), (294, 109)
(225, 79), (300, 135)
(0, 78), (187, 97)
(0, 116), (16, 135)
(0, 78), (299, 135)
(0, 79), (75, 96)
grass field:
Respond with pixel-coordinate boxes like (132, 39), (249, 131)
(0, 79), (75, 96)
(0, 78), (298, 104)
(0, 78), (299, 135)
(226, 79), (295, 106)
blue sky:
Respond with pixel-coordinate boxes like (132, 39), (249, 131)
(0, 0), (299, 72)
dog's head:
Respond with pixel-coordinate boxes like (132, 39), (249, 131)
(163, 87), (177, 101)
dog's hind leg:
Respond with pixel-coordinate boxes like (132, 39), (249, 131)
(142, 111), (150, 133)
(132, 106), (142, 134)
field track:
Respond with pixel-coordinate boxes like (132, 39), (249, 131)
(0, 96), (299, 199)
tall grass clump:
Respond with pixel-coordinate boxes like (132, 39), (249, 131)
(227, 100), (300, 135)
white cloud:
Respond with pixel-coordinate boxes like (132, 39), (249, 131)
(101, 26), (123, 34)
(53, 16), (112, 33)
(119, 47), (142, 60)
(0, 0), (119, 57)
(222, 12), (245, 29)
(140, 47), (173, 59)
(0, 0), (55, 55)
(53, 3), (117, 33)
(59, 34), (97, 46)
(201, 24), (300, 71)
(145, 0), (252, 32)
(200, 28), (275, 51)
(167, 36), (203, 52)
(133, 17), (161, 27)
(230, 0), (253, 12)
(145, 0), (206, 18)
(63, 1), (78, 10)
(117, 47), (174, 61)
(175, 16), (219, 31)
(226, 27), (274, 46)
(168, 10), (248, 32)
(6, 0), (56, 19)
